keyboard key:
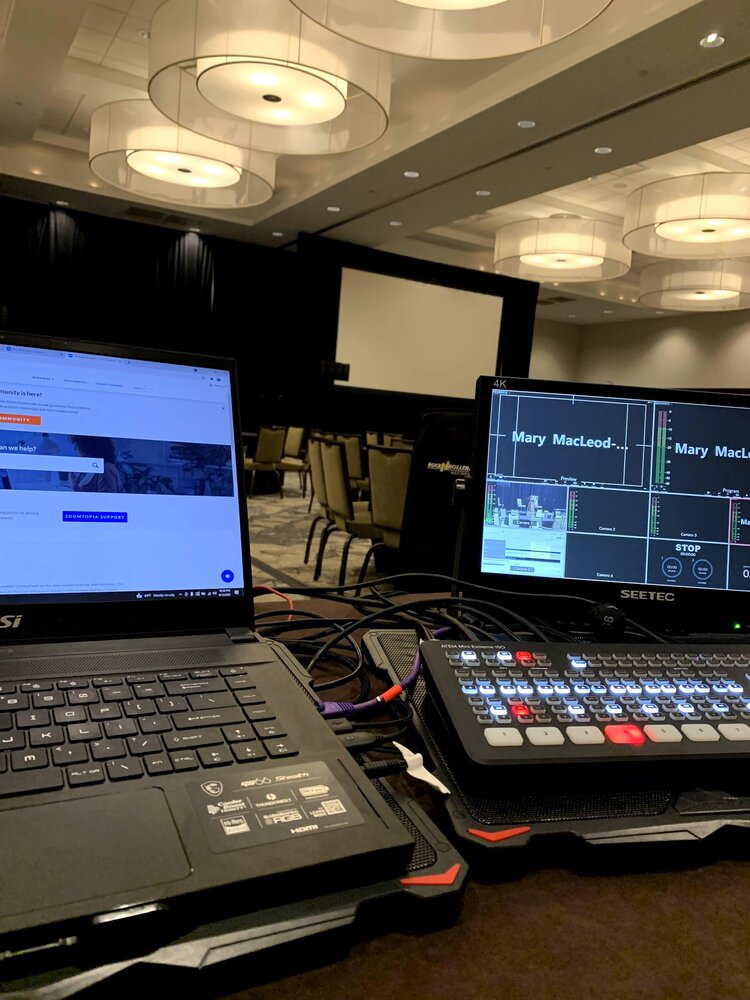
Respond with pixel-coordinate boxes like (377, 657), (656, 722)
(165, 679), (226, 695)
(253, 722), (287, 740)
(0, 684), (16, 695)
(567, 726), (605, 745)
(172, 709), (244, 729)
(126, 674), (155, 685)
(223, 724), (256, 743)
(244, 706), (276, 723)
(67, 724), (102, 742)
(235, 691), (265, 706)
(53, 744), (88, 766)
(57, 680), (88, 689)
(16, 710), (51, 729)
(21, 681), (52, 693)
(226, 676), (256, 691)
(127, 735), (162, 755)
(170, 751), (199, 771)
(197, 746), (234, 767)
(106, 758), (144, 781)
(54, 707), (87, 725)
(484, 728), (524, 747)
(526, 727), (565, 746)
(0, 732), (25, 750)
(101, 686), (133, 703)
(91, 740), (126, 761)
(190, 669), (218, 679)
(91, 677), (123, 687)
(264, 740), (299, 759)
(139, 716), (172, 735)
(145, 755), (173, 776)
(0, 768), (64, 796)
(11, 749), (48, 771)
(231, 742), (266, 762)
(187, 692), (237, 711)
(0, 695), (28, 712)
(157, 696), (188, 714)
(644, 725), (683, 743)
(68, 690), (99, 705)
(123, 700), (156, 718)
(682, 724), (720, 742)
(89, 704), (122, 721)
(164, 728), (223, 750)
(29, 726), (64, 747)
(33, 691), (64, 709)
(133, 683), (165, 699)
(718, 723), (750, 741)
(104, 719), (138, 738)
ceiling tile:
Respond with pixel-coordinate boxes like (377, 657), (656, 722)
(116, 14), (150, 45)
(101, 56), (148, 78)
(128, 0), (163, 20)
(71, 26), (111, 56)
(82, 3), (125, 34)
(106, 37), (148, 67)
(96, 0), (131, 10)
(68, 45), (103, 65)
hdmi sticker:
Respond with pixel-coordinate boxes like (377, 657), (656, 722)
(188, 761), (365, 853)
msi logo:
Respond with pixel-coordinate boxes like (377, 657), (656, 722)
(201, 781), (224, 797)
(0, 615), (22, 629)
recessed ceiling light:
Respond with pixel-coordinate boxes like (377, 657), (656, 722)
(188, 227), (201, 233)
(403, 170), (420, 179)
(55, 200), (69, 207)
(138, 28), (151, 40)
(389, 220), (402, 227)
(568, 314), (576, 319)
(700, 32), (725, 48)
(327, 205), (341, 212)
(656, 310), (665, 315)
(89, 181), (100, 188)
(604, 309), (613, 314)
(517, 120), (536, 129)
(30, 168), (43, 176)
(475, 189), (491, 197)
(272, 231), (284, 237)
(599, 290), (606, 296)
(594, 146), (613, 155)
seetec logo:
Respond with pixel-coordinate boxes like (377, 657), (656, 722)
(0, 615), (22, 629)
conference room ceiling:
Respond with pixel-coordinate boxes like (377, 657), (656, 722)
(1, 0), (750, 324)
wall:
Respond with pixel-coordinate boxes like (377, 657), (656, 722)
(529, 318), (582, 382)
(575, 312), (750, 388)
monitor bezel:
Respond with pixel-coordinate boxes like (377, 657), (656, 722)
(460, 375), (750, 633)
(0, 329), (255, 644)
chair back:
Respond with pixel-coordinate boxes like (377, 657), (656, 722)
(320, 441), (354, 522)
(369, 448), (411, 543)
(337, 434), (364, 481)
(283, 426), (306, 459)
(308, 437), (328, 508)
(365, 431), (380, 447)
(254, 426), (285, 463)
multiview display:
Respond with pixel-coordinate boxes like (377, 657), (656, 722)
(480, 388), (750, 593)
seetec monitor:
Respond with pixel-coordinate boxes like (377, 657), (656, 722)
(463, 376), (750, 632)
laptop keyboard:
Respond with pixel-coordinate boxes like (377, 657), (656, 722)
(0, 666), (299, 797)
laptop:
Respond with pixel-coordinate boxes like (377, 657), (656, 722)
(0, 330), (412, 949)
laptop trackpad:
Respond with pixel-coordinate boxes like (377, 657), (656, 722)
(0, 788), (191, 917)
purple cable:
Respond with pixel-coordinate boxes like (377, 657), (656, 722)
(317, 627), (452, 718)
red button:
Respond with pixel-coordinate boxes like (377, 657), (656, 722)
(604, 724), (645, 745)
(511, 704), (530, 717)
(516, 651), (533, 663)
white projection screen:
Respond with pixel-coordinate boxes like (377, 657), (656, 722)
(335, 268), (504, 399)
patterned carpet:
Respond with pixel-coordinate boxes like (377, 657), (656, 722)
(247, 483), (378, 592)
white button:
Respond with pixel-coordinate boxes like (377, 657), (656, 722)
(718, 723), (750, 742)
(484, 727), (524, 747)
(682, 724), (720, 742)
(566, 726), (605, 745)
(526, 727), (565, 746)
(644, 724), (683, 743)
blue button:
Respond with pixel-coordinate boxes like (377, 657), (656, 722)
(221, 570), (234, 583)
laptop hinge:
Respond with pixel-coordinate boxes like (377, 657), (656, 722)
(225, 627), (260, 643)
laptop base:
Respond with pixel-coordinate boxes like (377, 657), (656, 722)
(364, 630), (750, 860)
(1, 780), (466, 998)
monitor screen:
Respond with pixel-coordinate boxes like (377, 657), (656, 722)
(0, 338), (246, 605)
(467, 377), (750, 628)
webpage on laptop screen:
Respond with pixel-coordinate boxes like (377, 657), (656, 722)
(0, 343), (245, 603)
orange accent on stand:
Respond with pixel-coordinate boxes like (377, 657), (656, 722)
(467, 825), (531, 843)
(400, 862), (462, 887)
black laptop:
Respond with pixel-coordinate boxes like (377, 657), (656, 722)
(0, 331), (411, 949)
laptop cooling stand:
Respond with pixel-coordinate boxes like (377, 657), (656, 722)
(364, 630), (750, 858)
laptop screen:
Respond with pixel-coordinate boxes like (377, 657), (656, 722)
(0, 338), (247, 609)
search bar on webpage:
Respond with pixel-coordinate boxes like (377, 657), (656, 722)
(0, 455), (104, 474)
